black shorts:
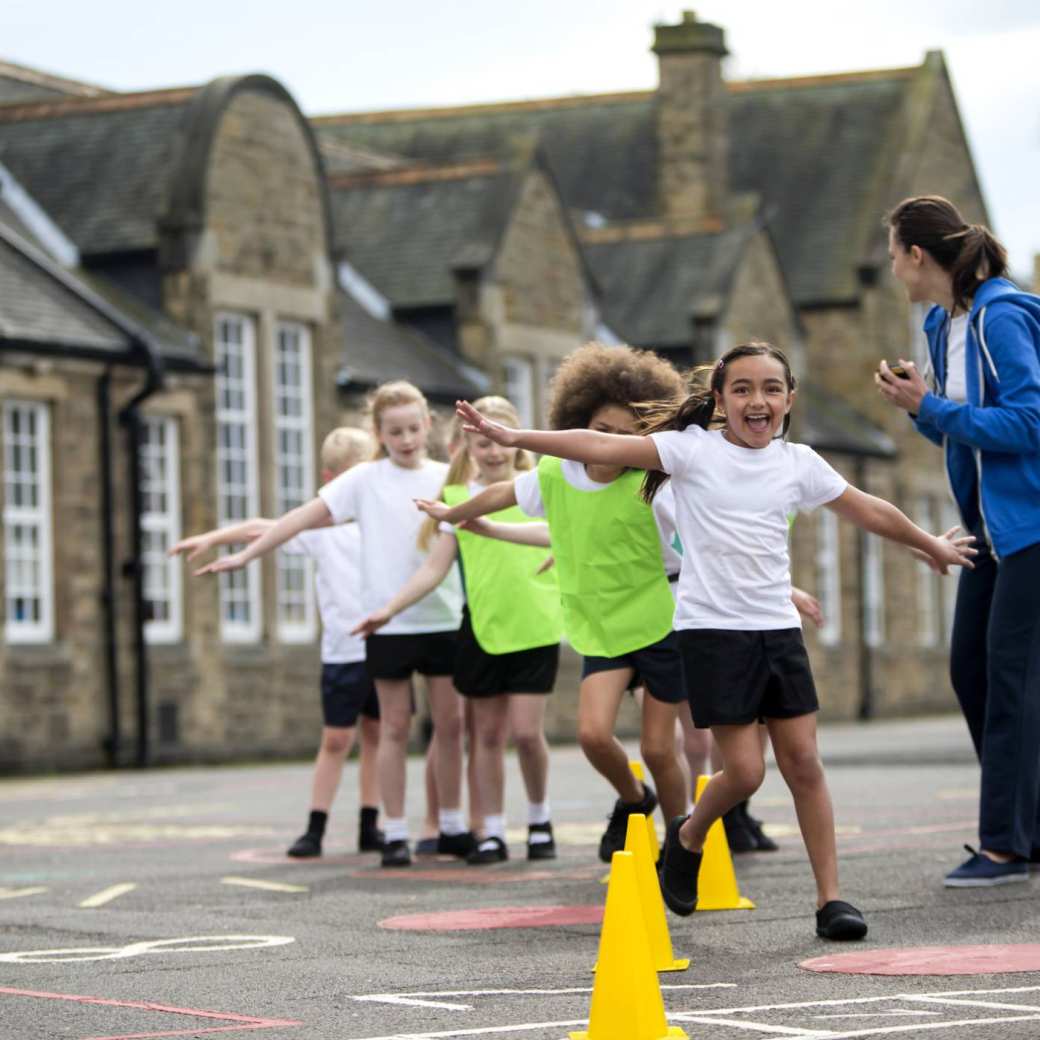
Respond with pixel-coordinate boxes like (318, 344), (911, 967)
(321, 662), (380, 728)
(676, 628), (819, 728)
(365, 630), (458, 681)
(453, 608), (559, 698)
(581, 631), (685, 704)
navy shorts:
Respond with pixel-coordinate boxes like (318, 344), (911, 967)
(676, 628), (819, 728)
(453, 608), (559, 697)
(321, 661), (380, 728)
(581, 631), (685, 704)
(365, 630), (458, 681)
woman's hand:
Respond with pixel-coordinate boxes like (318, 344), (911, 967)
(194, 549), (251, 577)
(415, 498), (452, 521)
(169, 533), (215, 562)
(791, 586), (824, 628)
(456, 400), (521, 446)
(910, 526), (977, 573)
(876, 359), (928, 414)
(351, 607), (392, 638)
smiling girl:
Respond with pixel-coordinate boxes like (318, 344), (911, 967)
(197, 381), (468, 868)
(453, 341), (975, 939)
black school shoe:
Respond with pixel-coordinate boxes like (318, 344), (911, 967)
(437, 830), (477, 858)
(381, 839), (412, 867)
(744, 805), (779, 852)
(659, 815), (702, 917)
(527, 821), (557, 860)
(467, 836), (509, 865)
(598, 783), (658, 863)
(816, 900), (868, 941)
(286, 831), (322, 858)
(358, 827), (385, 853)
(722, 804), (757, 853)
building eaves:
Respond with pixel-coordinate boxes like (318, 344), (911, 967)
(800, 382), (897, 459)
(0, 58), (113, 101)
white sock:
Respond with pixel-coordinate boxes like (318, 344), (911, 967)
(482, 814), (506, 841)
(527, 800), (551, 826)
(438, 808), (466, 835)
(383, 816), (408, 843)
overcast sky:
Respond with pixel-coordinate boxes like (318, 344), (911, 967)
(6, 1), (1040, 274)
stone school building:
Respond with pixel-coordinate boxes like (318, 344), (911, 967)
(0, 12), (994, 771)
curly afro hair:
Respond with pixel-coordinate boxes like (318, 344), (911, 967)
(547, 342), (684, 430)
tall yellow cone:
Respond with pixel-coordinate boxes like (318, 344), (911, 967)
(601, 760), (656, 885)
(624, 813), (689, 972)
(694, 774), (755, 912)
(571, 852), (686, 1040)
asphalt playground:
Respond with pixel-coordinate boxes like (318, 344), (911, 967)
(2, 713), (1040, 1040)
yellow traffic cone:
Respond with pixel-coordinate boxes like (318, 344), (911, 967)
(693, 774), (755, 912)
(571, 851), (686, 1040)
(601, 760), (655, 885)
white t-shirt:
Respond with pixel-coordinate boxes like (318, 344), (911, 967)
(282, 525), (365, 664)
(651, 427), (848, 631)
(513, 459), (683, 575)
(319, 457), (463, 635)
(945, 313), (969, 403)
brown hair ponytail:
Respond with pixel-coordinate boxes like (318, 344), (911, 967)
(886, 195), (1008, 313)
(639, 341), (796, 502)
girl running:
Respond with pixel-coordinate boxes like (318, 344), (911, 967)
(197, 381), (468, 868)
(452, 341), (974, 939)
(354, 396), (563, 864)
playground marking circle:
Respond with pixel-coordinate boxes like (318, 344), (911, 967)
(801, 944), (1040, 976)
(380, 904), (604, 931)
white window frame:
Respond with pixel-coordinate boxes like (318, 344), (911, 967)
(140, 416), (183, 644)
(2, 399), (54, 643)
(273, 321), (317, 643)
(913, 495), (940, 648)
(862, 532), (885, 650)
(815, 508), (842, 647)
(214, 312), (262, 643)
(503, 357), (534, 427)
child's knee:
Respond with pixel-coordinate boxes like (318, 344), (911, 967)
(727, 759), (766, 797)
(512, 728), (543, 756)
(777, 747), (823, 791)
(578, 721), (612, 757)
(639, 736), (676, 773)
(321, 728), (353, 755)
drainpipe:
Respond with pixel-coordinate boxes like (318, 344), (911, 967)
(855, 457), (874, 720)
(117, 342), (165, 768)
(97, 370), (121, 767)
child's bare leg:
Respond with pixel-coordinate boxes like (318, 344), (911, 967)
(577, 672), (641, 802)
(425, 675), (465, 811)
(310, 726), (355, 811)
(465, 700), (482, 833)
(358, 716), (380, 809)
(678, 723), (764, 850)
(678, 701), (711, 784)
(508, 694), (550, 805)
(470, 695), (509, 829)
(422, 735), (438, 839)
(639, 695), (686, 821)
(767, 713), (838, 906)
(374, 680), (413, 820)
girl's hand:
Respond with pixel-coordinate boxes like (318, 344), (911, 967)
(458, 517), (491, 535)
(351, 607), (392, 638)
(910, 526), (977, 573)
(876, 359), (928, 414)
(169, 533), (214, 561)
(415, 498), (452, 521)
(194, 550), (251, 577)
(926, 530), (976, 575)
(791, 586), (824, 628)
(456, 400), (520, 446)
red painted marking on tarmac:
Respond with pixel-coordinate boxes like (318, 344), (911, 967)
(801, 944), (1040, 976)
(0, 986), (300, 1038)
(351, 864), (602, 884)
(380, 904), (604, 931)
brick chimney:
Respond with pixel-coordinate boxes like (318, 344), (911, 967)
(652, 10), (729, 225)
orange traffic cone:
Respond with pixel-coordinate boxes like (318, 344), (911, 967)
(694, 774), (755, 912)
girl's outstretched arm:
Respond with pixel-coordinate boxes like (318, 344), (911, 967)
(194, 497), (333, 575)
(352, 532), (458, 637)
(459, 518), (551, 548)
(416, 479), (517, 526)
(169, 519), (274, 562)
(825, 487), (976, 575)
(456, 400), (662, 471)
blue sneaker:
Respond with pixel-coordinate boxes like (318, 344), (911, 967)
(944, 845), (1028, 888)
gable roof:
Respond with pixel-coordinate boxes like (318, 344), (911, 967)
(329, 161), (522, 309)
(314, 66), (922, 307)
(0, 58), (112, 104)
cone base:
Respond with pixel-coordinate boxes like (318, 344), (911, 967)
(695, 895), (756, 912)
(593, 956), (690, 973)
(570, 1029), (687, 1040)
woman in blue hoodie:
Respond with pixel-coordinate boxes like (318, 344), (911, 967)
(878, 194), (1040, 887)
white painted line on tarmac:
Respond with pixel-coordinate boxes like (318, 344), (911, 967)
(0, 886), (47, 900)
(221, 876), (308, 893)
(906, 994), (1040, 1012)
(78, 883), (137, 908)
(789, 1013), (1040, 1039)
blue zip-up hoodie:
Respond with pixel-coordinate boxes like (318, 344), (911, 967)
(913, 277), (1040, 559)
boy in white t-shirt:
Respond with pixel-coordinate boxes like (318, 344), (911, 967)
(454, 341), (974, 941)
(171, 427), (385, 857)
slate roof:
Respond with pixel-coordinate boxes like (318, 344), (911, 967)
(329, 163), (521, 308)
(338, 290), (484, 401)
(0, 59), (111, 104)
(584, 223), (756, 348)
(314, 67), (918, 307)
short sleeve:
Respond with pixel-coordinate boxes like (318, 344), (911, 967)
(650, 428), (700, 477)
(513, 468), (545, 517)
(438, 521), (458, 538)
(318, 462), (364, 523)
(794, 446), (848, 511)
